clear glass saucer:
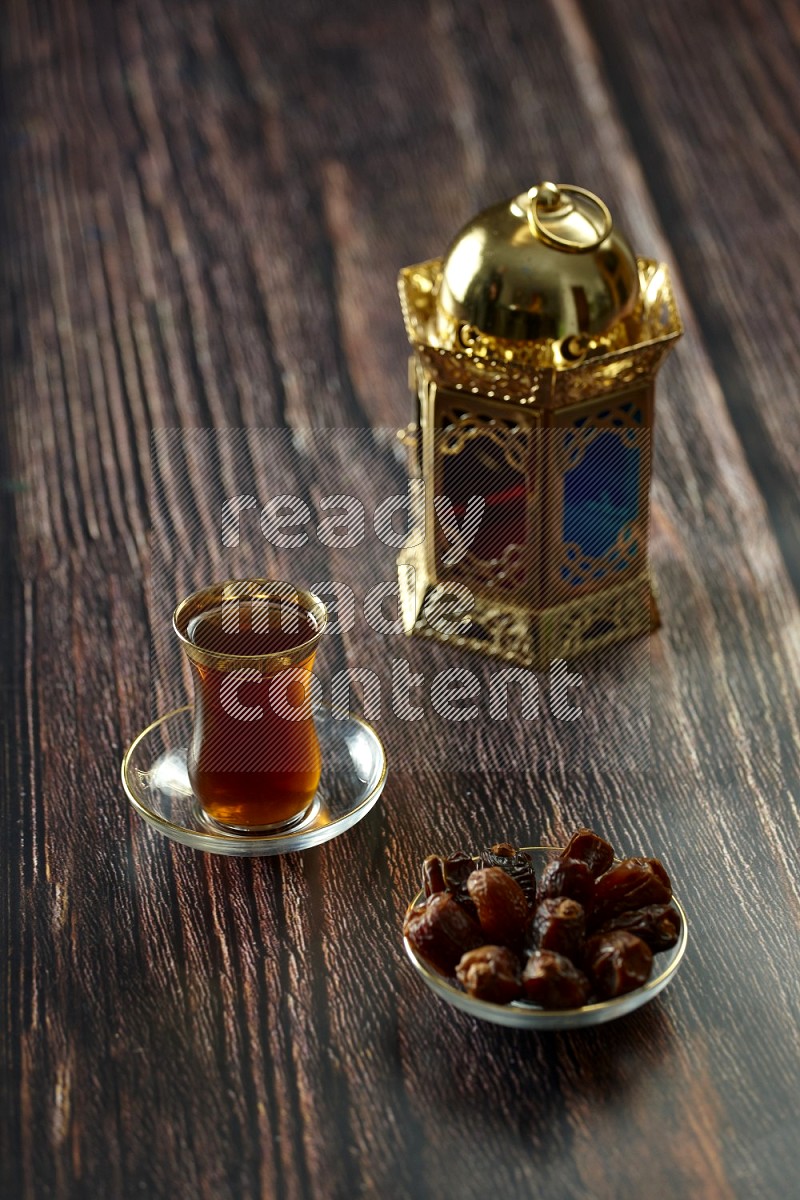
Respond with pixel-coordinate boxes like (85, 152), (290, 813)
(122, 706), (387, 856)
(404, 846), (688, 1030)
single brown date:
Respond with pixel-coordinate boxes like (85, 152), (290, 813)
(422, 852), (478, 919)
(536, 857), (594, 908)
(532, 897), (586, 961)
(591, 857), (672, 927)
(560, 828), (614, 878)
(487, 841), (516, 857)
(404, 894), (482, 974)
(632, 856), (671, 889)
(456, 946), (522, 1004)
(478, 843), (537, 908)
(442, 851), (475, 892)
(467, 867), (529, 944)
(584, 929), (653, 998)
(422, 855), (446, 898)
(521, 950), (591, 1009)
(598, 904), (681, 951)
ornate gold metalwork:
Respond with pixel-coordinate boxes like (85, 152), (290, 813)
(451, 543), (527, 593)
(434, 416), (528, 590)
(399, 257), (680, 416)
(397, 545), (537, 664)
(559, 524), (639, 589)
(397, 549), (656, 670)
(540, 573), (654, 662)
(438, 407), (531, 471)
(545, 390), (651, 603)
(555, 342), (669, 405)
(634, 260), (681, 343)
(396, 181), (681, 668)
(556, 400), (645, 472)
(414, 342), (549, 403)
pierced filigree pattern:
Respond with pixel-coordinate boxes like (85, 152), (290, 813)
(559, 524), (639, 588)
(452, 542), (527, 592)
(437, 408), (531, 472)
(555, 400), (646, 588)
(436, 407), (532, 592)
(416, 344), (546, 403)
(397, 258), (442, 345)
(543, 575), (653, 662)
(558, 400), (647, 472)
(397, 249), (677, 665)
(412, 589), (537, 666)
(398, 565), (654, 669)
(555, 343), (668, 405)
(436, 311), (555, 371)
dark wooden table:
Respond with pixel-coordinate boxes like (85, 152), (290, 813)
(3, 1), (799, 1197)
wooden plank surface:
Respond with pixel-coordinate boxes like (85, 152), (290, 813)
(1, 1), (799, 1198)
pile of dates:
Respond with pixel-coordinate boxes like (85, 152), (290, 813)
(403, 829), (681, 1008)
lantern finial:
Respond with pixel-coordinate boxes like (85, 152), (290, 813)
(434, 182), (637, 345)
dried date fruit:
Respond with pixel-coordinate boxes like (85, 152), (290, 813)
(407, 830), (678, 1012)
(598, 904), (681, 951)
(591, 857), (672, 927)
(560, 828), (614, 878)
(442, 851), (475, 892)
(422, 855), (446, 898)
(521, 950), (591, 1009)
(404, 894), (483, 974)
(488, 841), (516, 856)
(454, 895), (480, 922)
(632, 856), (672, 890)
(467, 866), (529, 944)
(478, 843), (537, 908)
(584, 930), (653, 999)
(536, 857), (594, 908)
(532, 897), (586, 961)
(456, 946), (523, 1004)
(422, 852), (478, 918)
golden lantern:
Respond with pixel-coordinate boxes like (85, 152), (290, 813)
(396, 182), (682, 668)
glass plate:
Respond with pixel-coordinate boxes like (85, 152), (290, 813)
(122, 705), (387, 856)
(404, 846), (688, 1030)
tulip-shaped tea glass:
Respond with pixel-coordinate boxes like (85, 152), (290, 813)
(173, 580), (328, 833)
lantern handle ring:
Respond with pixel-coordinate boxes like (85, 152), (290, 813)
(527, 183), (613, 252)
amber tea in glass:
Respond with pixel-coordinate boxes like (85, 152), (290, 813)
(173, 580), (327, 832)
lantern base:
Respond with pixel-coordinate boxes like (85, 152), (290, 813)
(397, 553), (658, 670)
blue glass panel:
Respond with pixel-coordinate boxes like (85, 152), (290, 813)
(562, 431), (640, 560)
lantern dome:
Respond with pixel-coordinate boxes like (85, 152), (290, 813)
(435, 182), (639, 346)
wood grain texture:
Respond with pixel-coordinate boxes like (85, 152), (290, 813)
(1, 1), (799, 1198)
(583, 0), (800, 595)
